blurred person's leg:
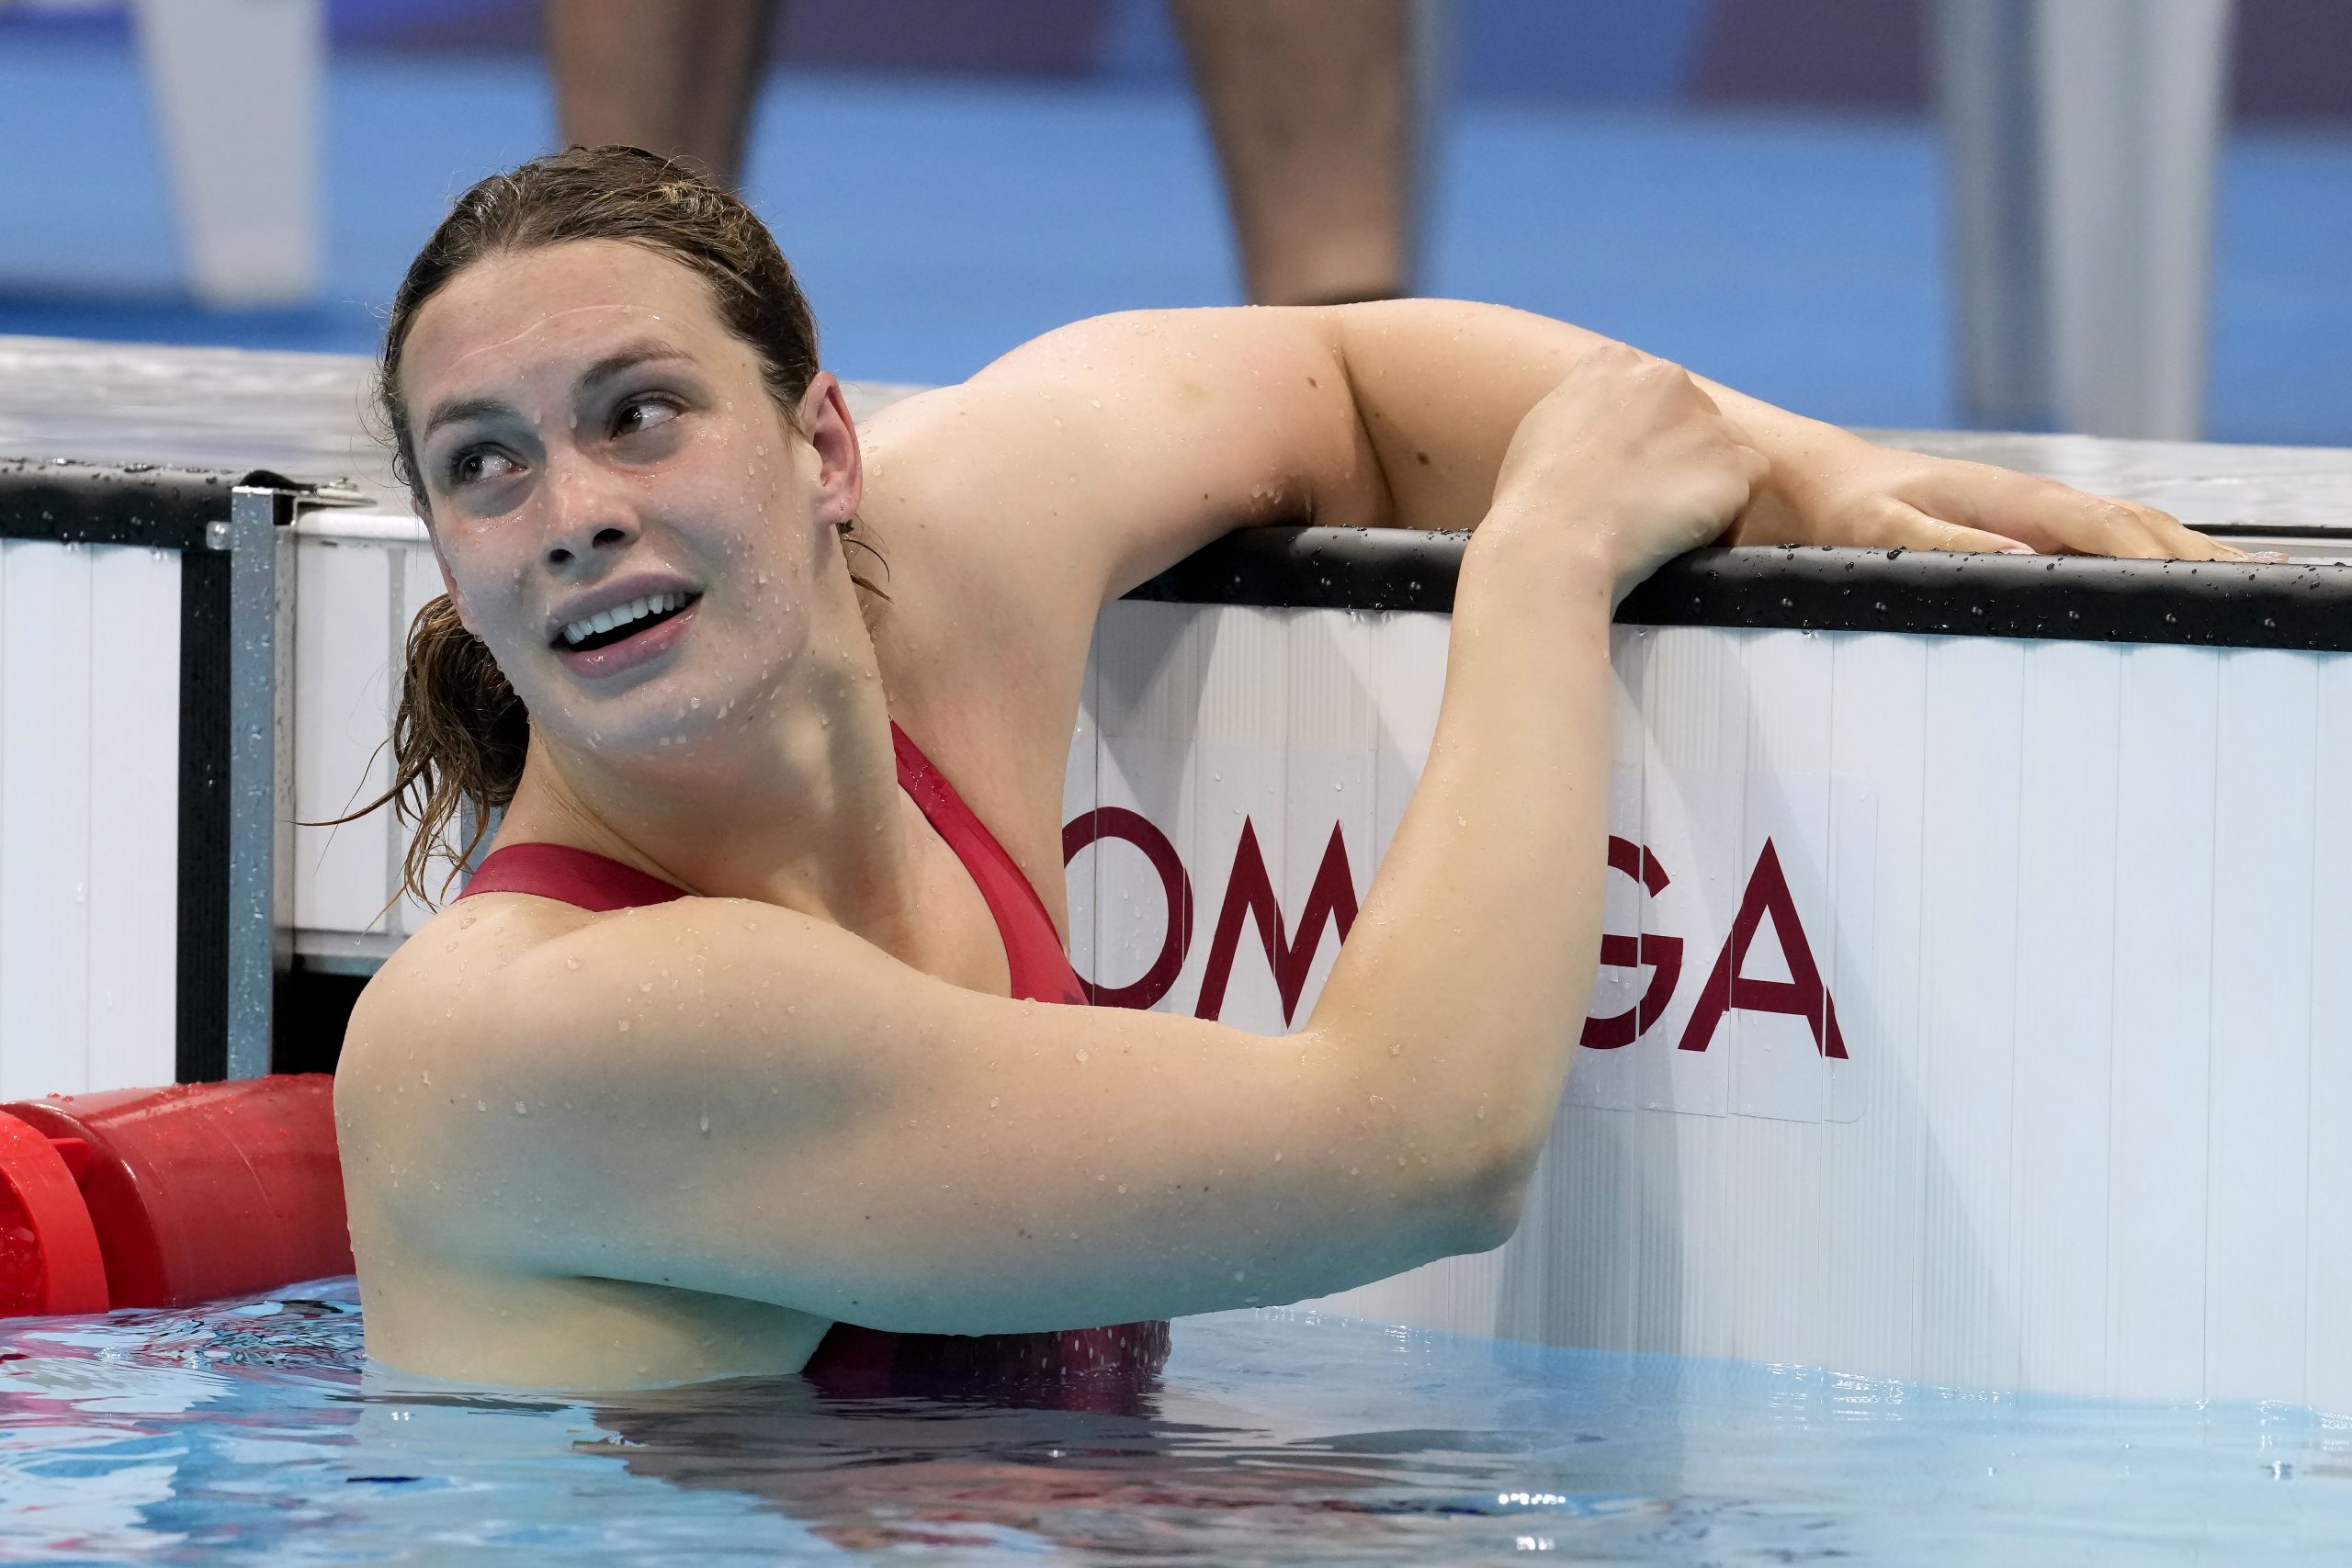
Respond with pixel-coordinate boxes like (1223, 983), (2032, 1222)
(1171, 0), (1431, 305)
(1936, 0), (2050, 431)
(545, 0), (779, 188)
(133, 0), (322, 304)
(1933, 0), (2233, 439)
(2031, 0), (2233, 440)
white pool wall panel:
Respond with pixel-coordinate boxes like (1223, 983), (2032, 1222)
(1065, 602), (2352, 1413)
(0, 539), (179, 1100)
(275, 544), (2352, 1412)
(288, 516), (440, 964)
(291, 524), (439, 959)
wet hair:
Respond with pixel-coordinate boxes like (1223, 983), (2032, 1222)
(339, 145), (883, 908)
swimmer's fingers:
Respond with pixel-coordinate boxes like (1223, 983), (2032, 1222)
(1911, 464), (2248, 561)
(2033, 492), (2243, 561)
(1847, 496), (2035, 555)
(2132, 504), (2251, 562)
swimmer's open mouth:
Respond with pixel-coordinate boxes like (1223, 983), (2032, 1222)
(554, 591), (701, 652)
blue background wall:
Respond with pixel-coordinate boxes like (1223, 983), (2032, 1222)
(1, 0), (2346, 443)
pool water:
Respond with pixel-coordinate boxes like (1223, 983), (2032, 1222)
(0, 1281), (2346, 1564)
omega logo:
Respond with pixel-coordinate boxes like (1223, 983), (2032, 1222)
(1062, 812), (1849, 1058)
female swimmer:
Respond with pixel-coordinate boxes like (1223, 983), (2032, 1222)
(336, 147), (2237, 1389)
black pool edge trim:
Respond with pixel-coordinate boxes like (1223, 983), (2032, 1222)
(1, 457), (249, 551)
(1126, 526), (2352, 653)
(13, 458), (2347, 654)
(175, 547), (232, 1084)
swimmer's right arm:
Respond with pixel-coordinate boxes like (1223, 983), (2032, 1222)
(342, 351), (1758, 1337)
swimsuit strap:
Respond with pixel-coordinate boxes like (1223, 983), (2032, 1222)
(888, 722), (1088, 1007)
(458, 723), (1084, 1006)
(457, 841), (687, 911)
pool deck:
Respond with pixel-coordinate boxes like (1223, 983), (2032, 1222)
(3, 333), (2345, 558)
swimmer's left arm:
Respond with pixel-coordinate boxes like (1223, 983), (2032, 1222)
(1320, 299), (2245, 561)
(869, 300), (2239, 688)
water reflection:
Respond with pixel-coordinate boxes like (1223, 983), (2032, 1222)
(582, 1367), (1655, 1558)
(0, 1282), (2346, 1564)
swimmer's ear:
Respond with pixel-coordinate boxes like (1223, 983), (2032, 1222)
(794, 372), (865, 530)
(426, 534), (480, 634)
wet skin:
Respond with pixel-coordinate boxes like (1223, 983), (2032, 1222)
(341, 240), (2248, 1389)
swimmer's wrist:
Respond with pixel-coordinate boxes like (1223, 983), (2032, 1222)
(1462, 505), (1621, 609)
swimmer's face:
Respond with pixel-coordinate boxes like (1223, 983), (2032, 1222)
(398, 239), (860, 758)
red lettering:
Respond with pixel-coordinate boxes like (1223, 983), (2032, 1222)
(1195, 819), (1359, 1026)
(1677, 838), (1847, 1058)
(1581, 836), (1684, 1050)
(1062, 807), (1193, 1010)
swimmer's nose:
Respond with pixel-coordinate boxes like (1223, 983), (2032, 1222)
(546, 523), (629, 568)
(540, 457), (639, 567)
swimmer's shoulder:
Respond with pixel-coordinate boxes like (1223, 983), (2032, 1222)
(336, 888), (693, 1239)
(337, 893), (587, 1111)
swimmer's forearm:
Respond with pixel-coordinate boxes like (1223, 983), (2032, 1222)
(1303, 516), (1617, 1200)
(1325, 300), (1851, 531)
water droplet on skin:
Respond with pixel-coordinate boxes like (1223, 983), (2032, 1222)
(1075, 1049), (1090, 1063)
(617, 1019), (631, 1032)
(698, 1111), (710, 1134)
(1456, 815), (1466, 827)
(741, 919), (759, 931)
(1389, 1043), (1403, 1055)
(565, 956), (582, 971)
(474, 1100), (486, 1112)
(989, 1096), (1001, 1109)
(639, 981), (653, 992)
(514, 1101), (528, 1115)
(458, 915), (476, 929)
(1117, 1185), (1127, 1194)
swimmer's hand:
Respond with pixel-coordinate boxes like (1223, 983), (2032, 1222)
(1720, 430), (2250, 561)
(1485, 344), (1767, 600)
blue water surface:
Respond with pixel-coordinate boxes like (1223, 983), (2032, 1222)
(0, 1280), (2346, 1564)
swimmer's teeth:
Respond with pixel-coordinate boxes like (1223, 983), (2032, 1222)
(561, 592), (686, 649)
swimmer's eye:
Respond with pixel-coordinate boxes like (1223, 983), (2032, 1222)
(445, 446), (520, 489)
(611, 395), (684, 441)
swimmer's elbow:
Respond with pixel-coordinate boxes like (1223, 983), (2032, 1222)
(1388, 1112), (1535, 1266)
(1451, 1149), (1533, 1258)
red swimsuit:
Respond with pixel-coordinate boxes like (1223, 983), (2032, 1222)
(458, 721), (1169, 1396)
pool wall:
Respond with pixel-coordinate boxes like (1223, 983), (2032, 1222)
(1069, 534), (2352, 1413)
(8, 404), (2352, 1412)
(0, 461), (307, 1098)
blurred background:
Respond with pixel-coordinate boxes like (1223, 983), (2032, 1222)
(0, 0), (2346, 444)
